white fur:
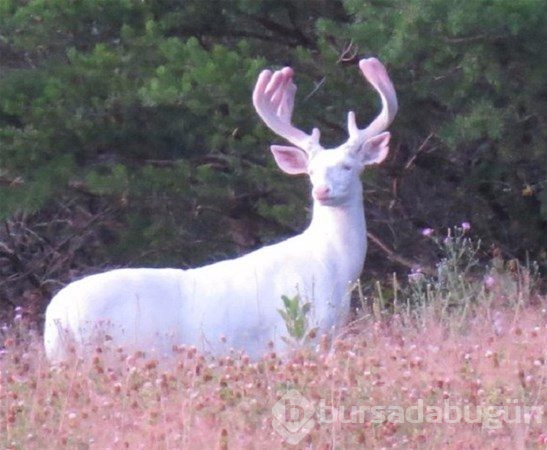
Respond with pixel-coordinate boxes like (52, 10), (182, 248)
(44, 58), (398, 361)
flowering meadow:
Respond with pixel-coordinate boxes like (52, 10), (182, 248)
(1, 228), (545, 449)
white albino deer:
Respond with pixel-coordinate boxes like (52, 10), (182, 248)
(44, 57), (397, 362)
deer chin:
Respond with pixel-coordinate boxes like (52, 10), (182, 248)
(314, 194), (343, 207)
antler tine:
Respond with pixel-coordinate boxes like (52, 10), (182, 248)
(347, 58), (398, 147)
(253, 67), (322, 155)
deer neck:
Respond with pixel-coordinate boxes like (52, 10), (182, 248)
(305, 187), (367, 281)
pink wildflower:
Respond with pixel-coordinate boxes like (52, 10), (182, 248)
(484, 275), (496, 290)
(408, 267), (424, 283)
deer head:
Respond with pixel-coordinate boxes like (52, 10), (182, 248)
(253, 58), (398, 207)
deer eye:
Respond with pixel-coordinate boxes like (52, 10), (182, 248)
(342, 164), (352, 171)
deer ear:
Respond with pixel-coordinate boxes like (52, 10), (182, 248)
(270, 145), (309, 175)
(355, 132), (391, 167)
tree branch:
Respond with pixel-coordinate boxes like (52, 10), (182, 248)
(0, 242), (43, 289)
(367, 231), (435, 276)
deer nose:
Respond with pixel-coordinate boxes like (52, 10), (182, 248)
(313, 185), (331, 201)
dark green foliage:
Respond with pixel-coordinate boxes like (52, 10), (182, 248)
(0, 0), (545, 313)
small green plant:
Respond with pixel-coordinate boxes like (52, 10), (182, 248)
(277, 294), (318, 346)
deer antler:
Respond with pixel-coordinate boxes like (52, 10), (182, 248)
(253, 67), (323, 155)
(346, 58), (398, 148)
(254, 58), (397, 154)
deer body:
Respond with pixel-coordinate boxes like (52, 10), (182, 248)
(44, 58), (397, 361)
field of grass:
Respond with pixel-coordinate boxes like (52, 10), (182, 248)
(1, 229), (545, 449)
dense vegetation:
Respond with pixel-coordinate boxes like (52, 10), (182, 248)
(1, 0), (545, 316)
